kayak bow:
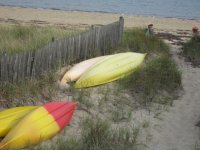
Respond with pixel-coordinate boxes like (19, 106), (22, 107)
(0, 102), (77, 150)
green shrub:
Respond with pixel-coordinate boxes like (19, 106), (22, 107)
(182, 36), (200, 65)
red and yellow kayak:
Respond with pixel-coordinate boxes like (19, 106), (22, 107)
(0, 102), (77, 150)
(0, 106), (38, 137)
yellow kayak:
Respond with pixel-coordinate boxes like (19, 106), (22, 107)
(0, 102), (77, 150)
(60, 55), (108, 84)
(0, 106), (38, 137)
(75, 52), (146, 88)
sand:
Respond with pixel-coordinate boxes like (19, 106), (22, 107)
(0, 5), (200, 31)
(0, 5), (200, 150)
(147, 44), (200, 150)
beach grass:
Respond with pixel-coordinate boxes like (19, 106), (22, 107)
(182, 36), (200, 65)
(118, 55), (182, 106)
(0, 25), (81, 54)
(0, 27), (182, 107)
(0, 27), (182, 149)
(26, 117), (140, 150)
(117, 28), (182, 106)
(0, 70), (57, 107)
(122, 28), (169, 55)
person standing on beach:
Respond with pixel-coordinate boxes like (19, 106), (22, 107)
(145, 24), (154, 37)
(192, 26), (199, 37)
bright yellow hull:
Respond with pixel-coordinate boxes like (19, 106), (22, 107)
(75, 52), (146, 88)
(0, 106), (38, 137)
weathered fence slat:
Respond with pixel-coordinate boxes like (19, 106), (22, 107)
(0, 17), (124, 82)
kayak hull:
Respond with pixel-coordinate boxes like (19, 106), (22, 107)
(0, 106), (38, 137)
(75, 52), (146, 88)
(0, 102), (77, 150)
(60, 56), (107, 84)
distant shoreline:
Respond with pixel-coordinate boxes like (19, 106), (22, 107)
(1, 4), (200, 21)
(0, 3), (200, 21)
(0, 5), (200, 33)
(0, 4), (119, 15)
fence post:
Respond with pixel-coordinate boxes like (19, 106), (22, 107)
(119, 16), (124, 43)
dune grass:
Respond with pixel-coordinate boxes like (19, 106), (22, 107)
(77, 117), (140, 150)
(0, 25), (80, 54)
(182, 36), (200, 65)
(0, 24), (80, 105)
(117, 28), (182, 106)
(0, 70), (57, 107)
(118, 55), (181, 106)
(26, 117), (140, 150)
(0, 28), (181, 107)
(122, 28), (169, 55)
(0, 27), (182, 150)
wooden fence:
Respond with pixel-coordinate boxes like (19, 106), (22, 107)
(0, 17), (124, 82)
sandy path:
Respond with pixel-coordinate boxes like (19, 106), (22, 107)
(147, 44), (200, 150)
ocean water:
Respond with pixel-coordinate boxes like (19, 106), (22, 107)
(0, 0), (200, 20)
